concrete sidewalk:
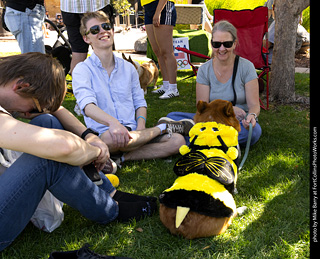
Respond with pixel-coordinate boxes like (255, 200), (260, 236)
(0, 28), (150, 60)
(0, 29), (309, 73)
(294, 67), (310, 74)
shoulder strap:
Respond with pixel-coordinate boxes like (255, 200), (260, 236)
(231, 55), (239, 106)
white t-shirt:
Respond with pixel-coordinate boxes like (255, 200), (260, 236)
(0, 106), (21, 174)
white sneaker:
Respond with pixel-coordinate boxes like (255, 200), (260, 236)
(159, 88), (179, 99)
(152, 85), (167, 94)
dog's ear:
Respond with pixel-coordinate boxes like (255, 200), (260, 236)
(223, 101), (241, 132)
(129, 55), (133, 63)
(223, 101), (236, 117)
(197, 100), (208, 114)
(122, 53), (127, 60)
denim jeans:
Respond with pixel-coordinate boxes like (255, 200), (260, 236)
(166, 111), (262, 146)
(4, 4), (46, 53)
(0, 114), (118, 251)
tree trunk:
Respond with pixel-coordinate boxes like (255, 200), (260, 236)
(269, 0), (310, 103)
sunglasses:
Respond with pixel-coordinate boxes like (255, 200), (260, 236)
(85, 23), (112, 36)
(30, 97), (49, 114)
(211, 41), (234, 48)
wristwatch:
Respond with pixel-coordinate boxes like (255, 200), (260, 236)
(81, 128), (99, 140)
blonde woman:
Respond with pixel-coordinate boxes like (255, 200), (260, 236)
(166, 20), (262, 146)
(196, 20), (262, 145)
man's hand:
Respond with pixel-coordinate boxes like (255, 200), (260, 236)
(108, 121), (132, 149)
(85, 134), (110, 171)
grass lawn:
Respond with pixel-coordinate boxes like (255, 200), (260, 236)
(0, 70), (310, 258)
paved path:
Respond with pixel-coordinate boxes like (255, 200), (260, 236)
(0, 28), (150, 61)
(0, 29), (309, 73)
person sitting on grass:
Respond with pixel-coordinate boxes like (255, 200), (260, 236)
(166, 20), (262, 147)
(72, 11), (194, 167)
(0, 52), (158, 252)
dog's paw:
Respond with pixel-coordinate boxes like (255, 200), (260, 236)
(237, 206), (248, 216)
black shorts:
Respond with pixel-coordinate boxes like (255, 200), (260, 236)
(144, 0), (176, 26)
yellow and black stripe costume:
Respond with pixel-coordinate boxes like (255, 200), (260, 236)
(159, 122), (239, 218)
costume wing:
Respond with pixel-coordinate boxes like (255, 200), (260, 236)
(174, 151), (235, 185)
(174, 151), (207, 176)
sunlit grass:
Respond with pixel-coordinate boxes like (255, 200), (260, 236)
(0, 68), (310, 258)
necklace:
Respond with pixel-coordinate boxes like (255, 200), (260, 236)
(214, 61), (223, 77)
(216, 69), (222, 77)
(213, 58), (233, 78)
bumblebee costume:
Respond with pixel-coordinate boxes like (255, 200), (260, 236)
(159, 122), (239, 224)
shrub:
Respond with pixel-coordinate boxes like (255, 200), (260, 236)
(205, 0), (266, 15)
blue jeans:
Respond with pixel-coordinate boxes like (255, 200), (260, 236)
(166, 111), (262, 146)
(4, 4), (46, 53)
(0, 114), (118, 251)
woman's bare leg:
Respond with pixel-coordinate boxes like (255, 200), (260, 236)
(146, 24), (177, 84)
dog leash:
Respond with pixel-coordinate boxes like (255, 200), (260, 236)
(239, 122), (253, 171)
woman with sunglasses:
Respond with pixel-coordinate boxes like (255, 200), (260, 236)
(196, 20), (262, 146)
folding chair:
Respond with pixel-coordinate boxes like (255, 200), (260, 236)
(214, 6), (270, 110)
(175, 47), (210, 80)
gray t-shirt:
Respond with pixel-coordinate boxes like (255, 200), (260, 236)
(196, 57), (257, 112)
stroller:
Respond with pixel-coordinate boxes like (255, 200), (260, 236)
(44, 18), (72, 76)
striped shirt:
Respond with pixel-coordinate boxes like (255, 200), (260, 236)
(141, 0), (175, 7)
(60, 0), (109, 13)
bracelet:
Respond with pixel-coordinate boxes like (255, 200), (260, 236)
(247, 113), (258, 121)
(136, 115), (146, 122)
(81, 128), (99, 140)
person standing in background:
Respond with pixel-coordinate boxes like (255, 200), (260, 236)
(142, 0), (179, 99)
(4, 0), (46, 53)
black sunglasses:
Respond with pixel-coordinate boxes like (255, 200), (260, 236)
(211, 41), (234, 48)
(85, 23), (112, 36)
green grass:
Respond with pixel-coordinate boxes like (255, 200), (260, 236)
(0, 52), (21, 57)
(1, 71), (310, 258)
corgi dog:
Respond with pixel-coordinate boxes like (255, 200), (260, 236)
(159, 99), (246, 239)
(122, 53), (159, 94)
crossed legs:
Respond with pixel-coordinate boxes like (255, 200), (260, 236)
(101, 126), (185, 161)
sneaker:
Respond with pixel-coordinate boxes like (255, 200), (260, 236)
(82, 163), (103, 185)
(49, 243), (133, 259)
(101, 158), (117, 174)
(157, 117), (195, 136)
(159, 88), (179, 99)
(152, 85), (167, 94)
